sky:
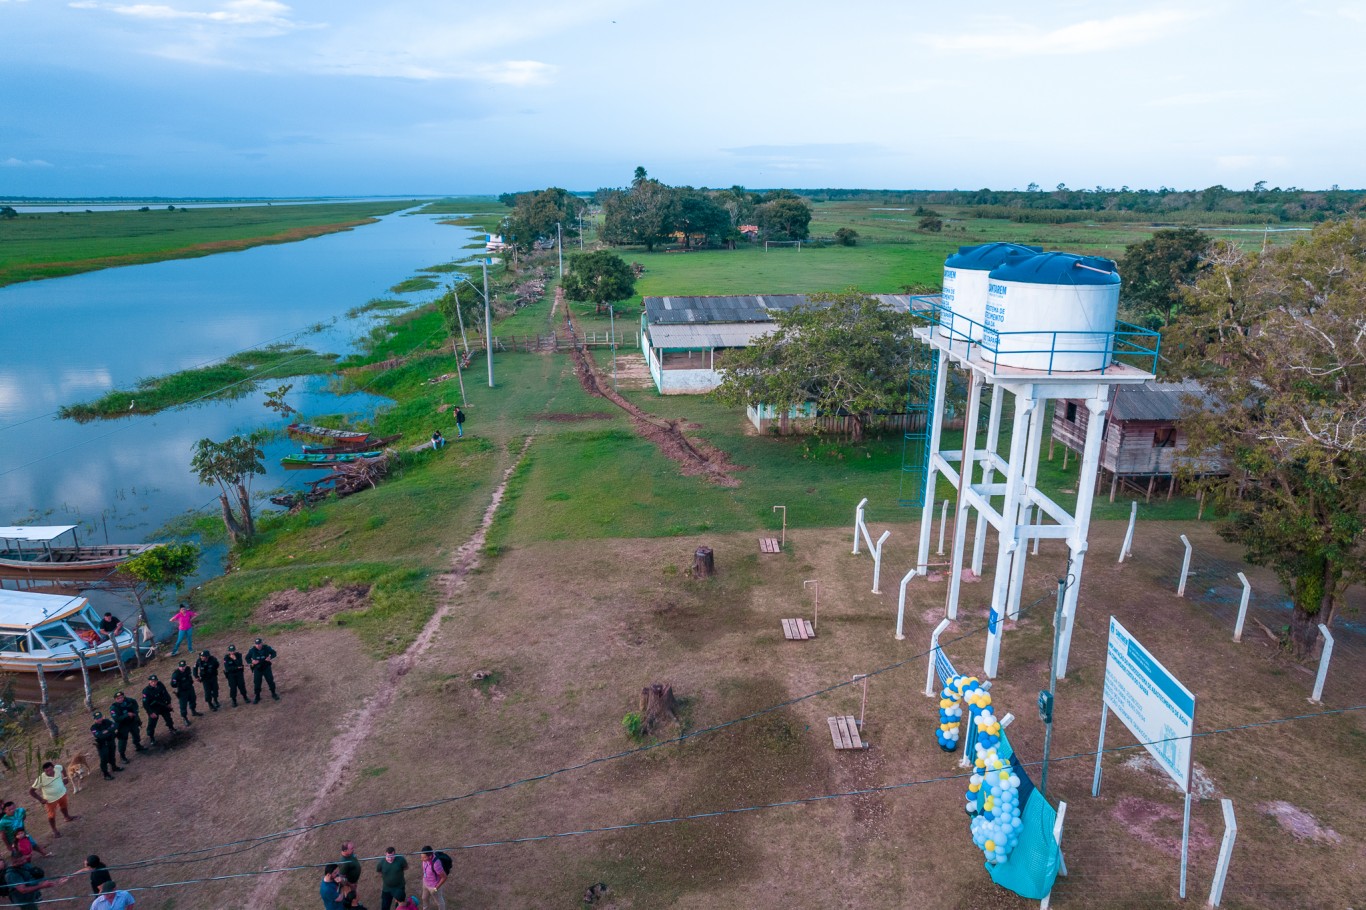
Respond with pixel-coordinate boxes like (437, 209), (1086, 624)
(2, 0), (1364, 197)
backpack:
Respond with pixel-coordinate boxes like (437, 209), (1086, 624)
(434, 852), (452, 875)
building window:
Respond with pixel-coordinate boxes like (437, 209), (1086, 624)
(1064, 402), (1078, 423)
(1153, 428), (1177, 448)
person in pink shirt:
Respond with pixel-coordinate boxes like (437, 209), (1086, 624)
(169, 604), (198, 656)
(419, 846), (448, 910)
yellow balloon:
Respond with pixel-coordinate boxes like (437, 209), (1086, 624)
(984, 840), (996, 852)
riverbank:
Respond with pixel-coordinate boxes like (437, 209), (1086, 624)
(0, 200), (429, 287)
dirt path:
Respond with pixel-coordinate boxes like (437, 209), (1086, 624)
(560, 289), (741, 486)
(246, 436), (534, 908)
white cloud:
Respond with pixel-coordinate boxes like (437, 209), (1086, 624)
(68, 0), (312, 30)
(1, 157), (53, 167)
(473, 60), (556, 87)
(926, 9), (1197, 56)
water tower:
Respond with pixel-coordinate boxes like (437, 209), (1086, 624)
(911, 246), (1160, 678)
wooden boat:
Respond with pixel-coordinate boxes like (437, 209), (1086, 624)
(281, 451), (382, 467)
(301, 434), (400, 455)
(286, 423), (373, 443)
(0, 526), (159, 577)
(0, 589), (143, 673)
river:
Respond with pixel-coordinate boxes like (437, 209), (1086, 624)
(0, 206), (471, 624)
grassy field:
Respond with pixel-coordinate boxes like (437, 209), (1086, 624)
(0, 199), (423, 286)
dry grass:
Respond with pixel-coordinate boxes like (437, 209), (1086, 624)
(26, 521), (1365, 909)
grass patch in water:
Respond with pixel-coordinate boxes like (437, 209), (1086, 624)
(59, 345), (339, 421)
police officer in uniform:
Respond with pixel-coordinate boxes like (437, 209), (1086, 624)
(89, 711), (121, 780)
(109, 691), (146, 762)
(194, 649), (221, 711)
(141, 674), (175, 741)
(223, 645), (249, 707)
(169, 660), (202, 723)
(246, 637), (278, 703)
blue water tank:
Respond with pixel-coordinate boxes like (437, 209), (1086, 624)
(984, 253), (1122, 372)
(939, 243), (1043, 341)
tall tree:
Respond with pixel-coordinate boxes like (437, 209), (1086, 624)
(1119, 227), (1211, 330)
(562, 250), (636, 314)
(602, 176), (678, 251)
(1166, 219), (1366, 655)
(192, 433), (266, 544)
(755, 194), (812, 241)
(712, 291), (922, 441)
(501, 187), (584, 252)
(673, 188), (731, 248)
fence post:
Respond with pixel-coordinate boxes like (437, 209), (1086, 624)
(925, 618), (951, 696)
(35, 663), (59, 741)
(870, 530), (890, 594)
(937, 500), (950, 556)
(1177, 534), (1193, 597)
(852, 498), (868, 554)
(1118, 500), (1138, 563)
(1208, 799), (1237, 907)
(1040, 801), (1068, 910)
(1309, 624), (1334, 704)
(896, 567), (921, 640)
(76, 651), (94, 715)
(1031, 506), (1041, 556)
(1233, 573), (1251, 643)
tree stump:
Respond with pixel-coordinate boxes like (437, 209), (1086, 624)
(639, 683), (679, 734)
(693, 546), (715, 578)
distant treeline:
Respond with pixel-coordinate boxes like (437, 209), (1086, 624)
(796, 186), (1366, 223)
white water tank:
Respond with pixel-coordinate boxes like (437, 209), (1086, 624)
(982, 253), (1121, 372)
(939, 243), (1042, 341)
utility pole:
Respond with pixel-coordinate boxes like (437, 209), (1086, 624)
(557, 222), (563, 278)
(483, 260), (493, 388)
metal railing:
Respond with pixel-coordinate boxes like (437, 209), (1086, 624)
(908, 295), (1160, 376)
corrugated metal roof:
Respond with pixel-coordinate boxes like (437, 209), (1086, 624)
(646, 322), (776, 350)
(643, 295), (811, 325)
(0, 526), (76, 542)
(1110, 380), (1214, 422)
(0, 590), (86, 627)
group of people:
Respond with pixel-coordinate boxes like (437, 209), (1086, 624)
(87, 618), (281, 780)
(322, 841), (451, 910)
(0, 796), (131, 909)
(430, 405), (467, 450)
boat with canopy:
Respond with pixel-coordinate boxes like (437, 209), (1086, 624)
(0, 526), (158, 577)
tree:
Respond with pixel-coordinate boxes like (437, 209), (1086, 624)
(712, 291), (922, 441)
(192, 433), (266, 544)
(501, 187), (584, 253)
(673, 188), (730, 248)
(834, 227), (859, 246)
(562, 250), (636, 314)
(1119, 227), (1211, 330)
(116, 543), (199, 665)
(1165, 219), (1366, 656)
(0, 205), (16, 219)
(755, 194), (812, 241)
(601, 176), (678, 251)
(918, 214), (944, 232)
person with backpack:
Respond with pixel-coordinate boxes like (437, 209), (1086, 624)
(2, 856), (71, 909)
(418, 846), (450, 910)
(453, 407), (465, 438)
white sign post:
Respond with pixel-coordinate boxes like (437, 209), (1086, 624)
(1093, 616), (1198, 898)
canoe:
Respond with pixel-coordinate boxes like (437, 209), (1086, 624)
(301, 434), (400, 454)
(285, 423), (373, 442)
(281, 451), (382, 467)
(0, 526), (160, 578)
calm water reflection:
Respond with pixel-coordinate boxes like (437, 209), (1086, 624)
(0, 208), (469, 551)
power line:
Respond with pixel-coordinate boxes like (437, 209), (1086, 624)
(22, 701), (1365, 905)
(94, 584), (1066, 876)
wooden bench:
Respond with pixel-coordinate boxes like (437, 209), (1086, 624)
(827, 715), (866, 750)
(781, 618), (815, 640)
(759, 537), (781, 553)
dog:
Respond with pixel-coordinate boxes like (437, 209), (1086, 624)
(62, 753), (90, 793)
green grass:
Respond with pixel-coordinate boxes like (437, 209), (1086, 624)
(58, 345), (339, 420)
(345, 298), (413, 318)
(0, 200), (424, 286)
(389, 276), (440, 294)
